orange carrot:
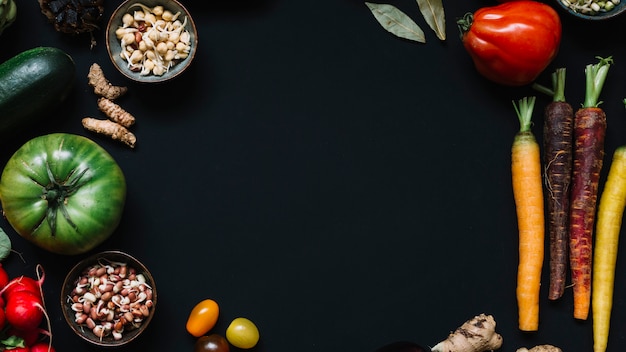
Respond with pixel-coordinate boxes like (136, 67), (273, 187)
(591, 99), (626, 352)
(511, 96), (545, 332)
(570, 56), (612, 321)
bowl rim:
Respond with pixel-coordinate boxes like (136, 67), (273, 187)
(60, 250), (157, 347)
(555, 0), (626, 20)
(105, 0), (198, 83)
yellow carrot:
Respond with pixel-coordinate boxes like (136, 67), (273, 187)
(512, 96), (545, 332)
(592, 145), (626, 352)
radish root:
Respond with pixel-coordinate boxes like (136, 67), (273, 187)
(431, 313), (503, 352)
(516, 345), (562, 352)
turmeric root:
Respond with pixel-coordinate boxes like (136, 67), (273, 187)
(88, 63), (128, 100)
(431, 314), (503, 352)
(82, 117), (136, 148)
(97, 97), (135, 127)
(516, 345), (562, 352)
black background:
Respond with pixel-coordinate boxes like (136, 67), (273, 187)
(0, 0), (625, 351)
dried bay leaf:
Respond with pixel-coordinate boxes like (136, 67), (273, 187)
(365, 2), (425, 43)
(416, 0), (446, 40)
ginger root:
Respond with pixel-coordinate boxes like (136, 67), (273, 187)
(82, 117), (136, 148)
(516, 345), (562, 352)
(88, 63), (128, 100)
(97, 97), (135, 127)
(431, 313), (503, 352)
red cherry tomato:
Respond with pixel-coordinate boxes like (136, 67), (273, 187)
(457, 0), (562, 86)
(186, 299), (220, 337)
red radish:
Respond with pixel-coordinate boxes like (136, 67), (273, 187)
(5, 291), (44, 331)
(2, 276), (42, 299)
(0, 263), (10, 290)
(30, 342), (55, 352)
(0, 305), (6, 330)
(7, 326), (45, 346)
(2, 264), (45, 299)
(8, 347), (29, 352)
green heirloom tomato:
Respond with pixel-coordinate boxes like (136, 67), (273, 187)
(0, 133), (126, 255)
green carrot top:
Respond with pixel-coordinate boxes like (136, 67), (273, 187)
(532, 67), (567, 103)
(584, 56), (613, 108)
(513, 96), (536, 133)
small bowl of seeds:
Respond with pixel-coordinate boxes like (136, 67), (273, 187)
(105, 0), (198, 83)
(61, 250), (157, 347)
(556, 0), (626, 20)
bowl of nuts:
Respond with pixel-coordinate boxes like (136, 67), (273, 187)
(556, 0), (626, 20)
(61, 250), (157, 347)
(106, 0), (198, 83)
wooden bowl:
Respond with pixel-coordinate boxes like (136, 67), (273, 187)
(61, 251), (157, 347)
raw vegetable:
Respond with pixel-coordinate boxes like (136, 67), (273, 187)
(591, 101), (626, 352)
(431, 313), (503, 352)
(30, 342), (56, 352)
(375, 341), (428, 352)
(569, 56), (612, 321)
(511, 96), (544, 331)
(5, 291), (44, 331)
(87, 63), (127, 100)
(186, 299), (220, 337)
(0, 0), (16, 35)
(97, 97), (136, 127)
(516, 345), (562, 352)
(194, 334), (230, 352)
(0, 265), (53, 352)
(82, 117), (137, 148)
(0, 133), (127, 255)
(456, 1), (561, 86)
(225, 317), (260, 349)
(536, 68), (574, 300)
(0, 47), (75, 137)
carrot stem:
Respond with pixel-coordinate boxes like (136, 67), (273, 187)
(512, 96), (545, 331)
(583, 56), (613, 108)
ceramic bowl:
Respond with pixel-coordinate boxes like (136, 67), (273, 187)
(61, 251), (157, 347)
(555, 0), (626, 20)
(106, 0), (198, 83)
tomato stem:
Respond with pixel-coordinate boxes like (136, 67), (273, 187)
(41, 163), (90, 236)
(456, 12), (473, 39)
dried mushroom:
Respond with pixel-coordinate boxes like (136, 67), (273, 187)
(38, 0), (104, 35)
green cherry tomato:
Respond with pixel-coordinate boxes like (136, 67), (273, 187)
(0, 133), (126, 255)
(194, 334), (230, 352)
(226, 317), (260, 349)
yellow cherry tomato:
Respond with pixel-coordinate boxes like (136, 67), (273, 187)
(186, 299), (220, 337)
(226, 317), (260, 349)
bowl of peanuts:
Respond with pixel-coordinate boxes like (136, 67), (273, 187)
(555, 0), (626, 20)
(106, 0), (198, 83)
(61, 250), (157, 347)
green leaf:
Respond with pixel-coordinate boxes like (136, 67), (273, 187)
(0, 227), (11, 261)
(416, 0), (446, 40)
(365, 2), (426, 43)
